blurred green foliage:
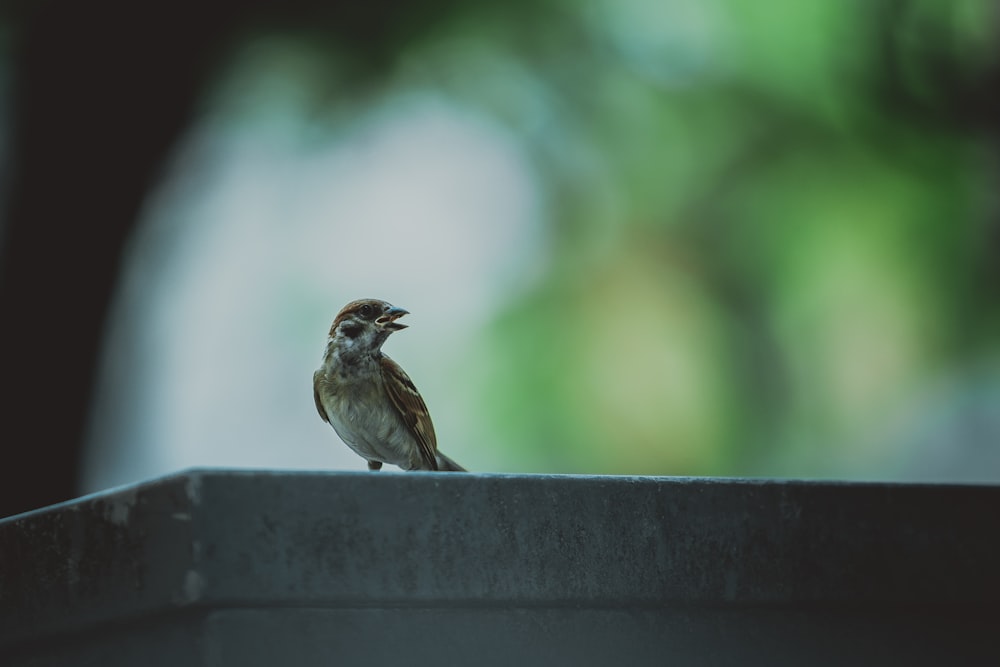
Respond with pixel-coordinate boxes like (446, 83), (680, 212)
(380, 0), (1000, 478)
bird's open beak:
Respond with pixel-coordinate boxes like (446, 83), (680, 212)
(376, 306), (409, 331)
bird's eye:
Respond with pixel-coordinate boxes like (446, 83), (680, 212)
(359, 304), (373, 318)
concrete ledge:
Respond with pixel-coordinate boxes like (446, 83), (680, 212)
(1, 469), (999, 665)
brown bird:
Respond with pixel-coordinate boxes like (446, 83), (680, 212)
(313, 298), (465, 472)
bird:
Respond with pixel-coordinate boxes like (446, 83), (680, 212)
(313, 298), (466, 472)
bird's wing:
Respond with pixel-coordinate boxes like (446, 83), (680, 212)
(312, 370), (330, 424)
(380, 355), (438, 470)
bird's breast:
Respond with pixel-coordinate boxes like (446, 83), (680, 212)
(316, 367), (415, 467)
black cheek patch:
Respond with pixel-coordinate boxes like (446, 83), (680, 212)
(341, 323), (363, 338)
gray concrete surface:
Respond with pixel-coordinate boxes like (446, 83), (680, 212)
(1, 470), (998, 665)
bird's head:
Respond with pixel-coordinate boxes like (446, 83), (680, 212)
(327, 298), (409, 355)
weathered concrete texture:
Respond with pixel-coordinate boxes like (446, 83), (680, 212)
(1, 470), (999, 666)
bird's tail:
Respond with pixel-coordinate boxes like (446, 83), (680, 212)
(435, 451), (467, 472)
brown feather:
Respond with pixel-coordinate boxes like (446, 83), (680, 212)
(312, 371), (330, 424)
(380, 355), (438, 470)
(329, 298), (384, 336)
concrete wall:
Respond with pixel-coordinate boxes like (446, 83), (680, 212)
(1, 470), (998, 665)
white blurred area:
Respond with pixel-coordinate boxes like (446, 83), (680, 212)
(81, 40), (545, 492)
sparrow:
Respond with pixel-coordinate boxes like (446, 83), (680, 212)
(313, 298), (466, 472)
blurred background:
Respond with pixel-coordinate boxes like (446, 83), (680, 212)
(1, 0), (999, 516)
